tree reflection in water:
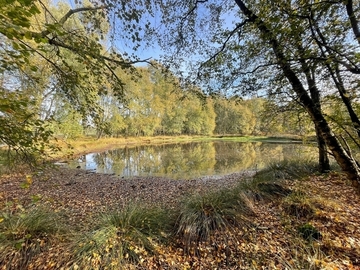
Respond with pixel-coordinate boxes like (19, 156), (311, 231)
(71, 141), (316, 179)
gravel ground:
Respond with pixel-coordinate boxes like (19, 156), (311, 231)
(1, 166), (256, 225)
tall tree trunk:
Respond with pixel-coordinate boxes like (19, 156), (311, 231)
(235, 0), (360, 189)
(315, 125), (330, 172)
(345, 0), (360, 46)
(297, 42), (330, 172)
(309, 13), (360, 138)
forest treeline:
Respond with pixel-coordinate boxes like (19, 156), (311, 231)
(51, 64), (316, 139)
(0, 0), (310, 167)
(1, 0), (360, 182)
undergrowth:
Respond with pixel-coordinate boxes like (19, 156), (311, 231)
(70, 204), (172, 269)
(0, 203), (67, 269)
(175, 188), (253, 251)
(1, 158), (355, 269)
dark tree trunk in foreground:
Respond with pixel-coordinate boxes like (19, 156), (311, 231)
(316, 126), (330, 173)
(235, 0), (360, 189)
(297, 42), (330, 173)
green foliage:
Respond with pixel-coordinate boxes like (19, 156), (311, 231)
(52, 105), (84, 139)
(0, 0), (137, 167)
(105, 65), (222, 137)
(0, 89), (58, 168)
(261, 100), (314, 136)
(214, 97), (256, 135)
(72, 204), (172, 268)
(108, 112), (126, 137)
(146, 0), (360, 181)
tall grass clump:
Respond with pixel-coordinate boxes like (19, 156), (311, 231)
(175, 188), (253, 250)
(239, 158), (319, 200)
(71, 203), (172, 269)
(258, 158), (319, 182)
(0, 203), (66, 269)
(282, 190), (315, 219)
(275, 234), (326, 270)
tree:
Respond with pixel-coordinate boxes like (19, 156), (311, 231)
(52, 102), (84, 139)
(213, 96), (255, 135)
(147, 0), (360, 188)
(260, 100), (313, 137)
(234, 0), (358, 182)
(0, 87), (56, 166)
(0, 0), (150, 165)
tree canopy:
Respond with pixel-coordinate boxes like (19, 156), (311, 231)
(2, 0), (360, 190)
(0, 0), (148, 164)
(143, 0), (360, 188)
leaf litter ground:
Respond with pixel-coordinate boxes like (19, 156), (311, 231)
(1, 167), (360, 269)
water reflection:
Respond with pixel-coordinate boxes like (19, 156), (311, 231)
(70, 141), (316, 179)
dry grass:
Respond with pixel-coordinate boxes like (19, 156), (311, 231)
(1, 161), (360, 269)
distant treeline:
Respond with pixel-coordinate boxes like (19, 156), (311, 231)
(51, 66), (313, 139)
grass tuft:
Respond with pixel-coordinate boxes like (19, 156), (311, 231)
(282, 190), (315, 219)
(71, 203), (172, 268)
(257, 158), (319, 182)
(239, 158), (318, 201)
(0, 203), (66, 269)
(175, 188), (252, 250)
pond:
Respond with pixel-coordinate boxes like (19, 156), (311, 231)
(68, 141), (317, 179)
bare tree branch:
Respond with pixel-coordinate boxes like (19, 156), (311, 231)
(39, 5), (108, 37)
(59, 6), (107, 25)
(198, 20), (248, 71)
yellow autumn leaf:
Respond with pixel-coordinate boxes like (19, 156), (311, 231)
(26, 174), (32, 184)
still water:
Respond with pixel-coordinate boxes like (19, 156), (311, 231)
(69, 141), (316, 179)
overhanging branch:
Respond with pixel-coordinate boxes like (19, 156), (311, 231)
(48, 38), (151, 67)
(40, 5), (108, 37)
(197, 20), (249, 78)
